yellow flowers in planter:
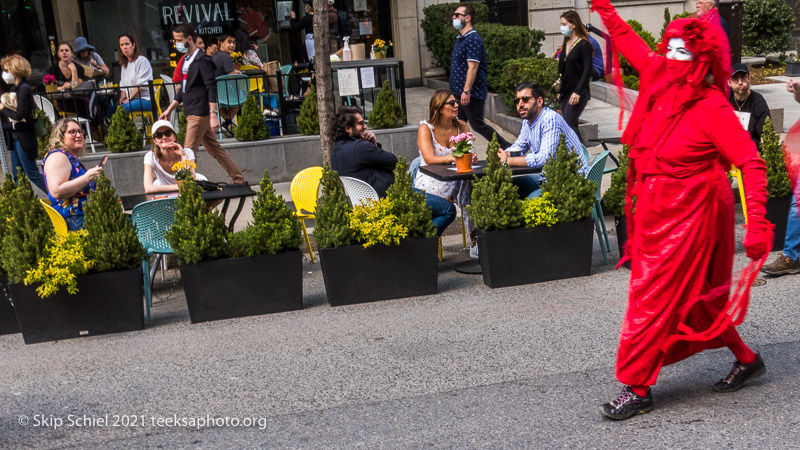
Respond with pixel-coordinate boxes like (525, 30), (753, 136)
(230, 51), (244, 64)
(24, 230), (94, 298)
(522, 192), (558, 228)
(171, 159), (196, 181)
(347, 198), (408, 248)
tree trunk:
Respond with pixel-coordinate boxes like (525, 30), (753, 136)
(313, 0), (335, 164)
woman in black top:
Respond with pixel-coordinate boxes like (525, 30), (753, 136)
(45, 42), (90, 119)
(557, 10), (593, 141)
(290, 0), (315, 61)
(0, 55), (47, 192)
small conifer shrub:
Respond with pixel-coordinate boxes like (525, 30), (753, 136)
(368, 80), (406, 129)
(467, 133), (524, 231)
(83, 174), (144, 272)
(24, 230), (93, 298)
(165, 178), (227, 264)
(234, 94), (269, 142)
(105, 106), (143, 153)
(761, 117), (792, 198)
(297, 84), (319, 135)
(601, 145), (630, 218)
(0, 174), (16, 275)
(348, 198), (408, 247)
(386, 156), (436, 239)
(313, 165), (359, 248)
(541, 135), (596, 223)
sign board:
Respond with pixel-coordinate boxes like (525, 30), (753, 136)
(158, 0), (237, 35)
(338, 69), (360, 96)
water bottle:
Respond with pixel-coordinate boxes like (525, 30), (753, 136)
(343, 37), (351, 62)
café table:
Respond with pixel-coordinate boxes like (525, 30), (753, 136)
(419, 161), (541, 274)
(121, 184), (256, 231)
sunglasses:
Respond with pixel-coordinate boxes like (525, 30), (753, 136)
(515, 96), (534, 105)
(453, 12), (466, 17)
(443, 99), (458, 107)
(66, 128), (84, 136)
(153, 129), (175, 139)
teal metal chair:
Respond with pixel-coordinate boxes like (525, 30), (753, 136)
(215, 74), (250, 140)
(586, 150), (611, 264)
(280, 64), (292, 98)
(131, 198), (177, 320)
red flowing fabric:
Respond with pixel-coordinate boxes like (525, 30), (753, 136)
(592, 0), (773, 386)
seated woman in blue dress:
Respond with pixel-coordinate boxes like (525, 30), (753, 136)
(42, 118), (103, 231)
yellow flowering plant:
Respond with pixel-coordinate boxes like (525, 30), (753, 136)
(171, 159), (196, 182)
(230, 51), (244, 64)
(347, 198), (408, 248)
(522, 192), (559, 228)
(373, 39), (392, 54)
(24, 230), (94, 298)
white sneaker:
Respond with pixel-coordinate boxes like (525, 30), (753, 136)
(469, 242), (479, 259)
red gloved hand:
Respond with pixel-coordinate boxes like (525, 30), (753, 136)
(743, 220), (774, 261)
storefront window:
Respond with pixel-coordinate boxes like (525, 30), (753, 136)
(0, 0), (52, 78)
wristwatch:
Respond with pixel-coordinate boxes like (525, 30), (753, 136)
(463, 90), (470, 95)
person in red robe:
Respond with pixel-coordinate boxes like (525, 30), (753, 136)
(591, 0), (775, 420)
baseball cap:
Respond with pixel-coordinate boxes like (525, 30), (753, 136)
(151, 119), (175, 136)
(731, 63), (749, 76)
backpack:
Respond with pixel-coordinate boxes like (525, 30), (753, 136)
(337, 9), (351, 39)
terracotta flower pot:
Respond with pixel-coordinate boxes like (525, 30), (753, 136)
(454, 153), (473, 173)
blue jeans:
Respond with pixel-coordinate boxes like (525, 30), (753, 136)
(416, 190), (456, 236)
(784, 195), (800, 261)
(9, 140), (47, 193)
(122, 98), (152, 114)
(512, 174), (542, 199)
(64, 215), (85, 231)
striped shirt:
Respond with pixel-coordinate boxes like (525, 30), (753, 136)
(505, 107), (588, 175)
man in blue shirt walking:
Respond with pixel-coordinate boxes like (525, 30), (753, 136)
(498, 82), (588, 199)
(449, 3), (511, 148)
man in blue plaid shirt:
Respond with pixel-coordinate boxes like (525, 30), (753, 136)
(498, 82), (588, 199)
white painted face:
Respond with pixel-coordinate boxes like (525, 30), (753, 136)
(666, 38), (693, 61)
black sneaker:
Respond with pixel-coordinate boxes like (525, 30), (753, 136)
(713, 352), (765, 393)
(762, 254), (800, 276)
(599, 386), (654, 420)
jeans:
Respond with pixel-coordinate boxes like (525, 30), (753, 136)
(457, 97), (512, 149)
(64, 215), (85, 231)
(560, 93), (589, 142)
(122, 98), (152, 114)
(512, 174), (542, 199)
(784, 195), (800, 261)
(9, 140), (47, 193)
(417, 190), (456, 236)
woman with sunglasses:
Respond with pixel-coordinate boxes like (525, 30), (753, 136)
(143, 120), (200, 194)
(415, 89), (478, 257)
(42, 118), (102, 231)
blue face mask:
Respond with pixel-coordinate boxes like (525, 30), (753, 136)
(559, 25), (572, 37)
(175, 42), (188, 53)
(452, 18), (463, 30)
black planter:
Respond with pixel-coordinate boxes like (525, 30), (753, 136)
(477, 218), (594, 288)
(614, 215), (631, 269)
(766, 196), (792, 251)
(786, 62), (800, 77)
(0, 275), (20, 335)
(9, 268), (143, 345)
(319, 237), (438, 306)
(180, 251), (303, 324)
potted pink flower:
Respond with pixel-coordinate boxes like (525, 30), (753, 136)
(42, 74), (58, 93)
(449, 132), (475, 173)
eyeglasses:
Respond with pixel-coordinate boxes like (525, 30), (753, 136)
(66, 128), (84, 136)
(453, 12), (466, 17)
(443, 99), (458, 107)
(153, 129), (175, 139)
(515, 96), (534, 104)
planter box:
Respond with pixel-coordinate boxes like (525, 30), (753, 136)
(319, 237), (438, 306)
(180, 251), (303, 324)
(766, 196), (792, 251)
(477, 218), (594, 288)
(0, 275), (20, 335)
(614, 215), (631, 269)
(786, 62), (800, 77)
(8, 268), (143, 345)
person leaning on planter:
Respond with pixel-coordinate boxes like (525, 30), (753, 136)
(159, 23), (247, 186)
(42, 118), (102, 231)
(497, 82), (588, 199)
(0, 54), (47, 193)
(331, 106), (456, 236)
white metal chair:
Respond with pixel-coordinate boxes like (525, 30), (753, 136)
(159, 74), (179, 127)
(340, 176), (379, 206)
(33, 94), (96, 153)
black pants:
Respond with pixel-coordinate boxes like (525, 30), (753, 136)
(457, 97), (512, 149)
(560, 92), (589, 142)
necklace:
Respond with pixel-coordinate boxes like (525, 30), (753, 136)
(733, 92), (749, 111)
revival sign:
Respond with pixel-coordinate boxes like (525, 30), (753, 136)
(159, 0), (237, 35)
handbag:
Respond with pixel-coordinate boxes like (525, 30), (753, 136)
(33, 116), (48, 137)
(552, 76), (562, 94)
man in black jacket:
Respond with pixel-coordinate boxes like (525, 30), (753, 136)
(728, 63), (770, 150)
(160, 24), (246, 185)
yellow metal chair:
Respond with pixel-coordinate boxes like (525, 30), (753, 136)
(240, 64), (264, 93)
(730, 166), (748, 224)
(129, 79), (164, 144)
(290, 167), (324, 263)
(39, 199), (69, 236)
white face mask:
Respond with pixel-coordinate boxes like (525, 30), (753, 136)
(560, 25), (572, 37)
(175, 42), (188, 54)
(452, 18), (463, 30)
(666, 38), (693, 61)
(1, 71), (14, 84)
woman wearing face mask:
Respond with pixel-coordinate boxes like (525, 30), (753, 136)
(290, 0), (315, 62)
(556, 10), (592, 141)
(0, 55), (47, 192)
(117, 33), (154, 115)
(591, 0), (773, 420)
